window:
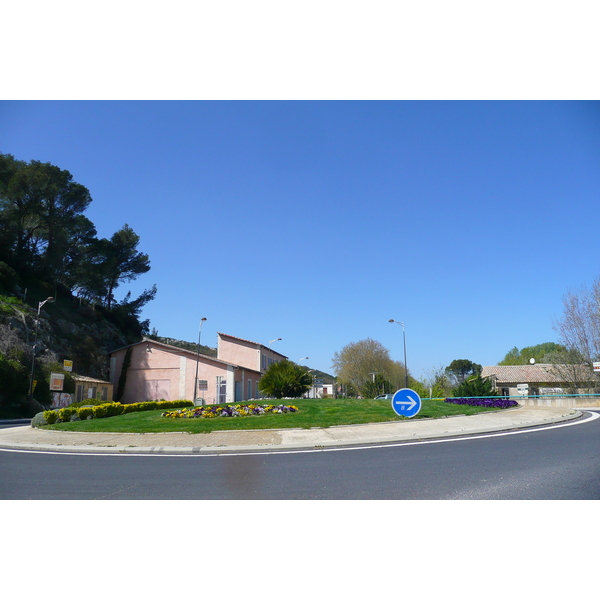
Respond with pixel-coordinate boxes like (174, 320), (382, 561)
(101, 387), (108, 402)
(248, 379), (252, 399)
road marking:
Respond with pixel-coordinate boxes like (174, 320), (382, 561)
(0, 411), (598, 458)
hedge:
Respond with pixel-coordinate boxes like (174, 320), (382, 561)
(38, 399), (193, 426)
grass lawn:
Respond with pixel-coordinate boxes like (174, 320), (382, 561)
(41, 397), (515, 434)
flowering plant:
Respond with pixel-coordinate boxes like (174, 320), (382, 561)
(161, 403), (299, 419)
(444, 397), (519, 409)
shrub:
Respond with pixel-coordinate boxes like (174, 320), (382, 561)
(76, 406), (94, 420)
(44, 410), (58, 424)
(104, 402), (124, 417)
(92, 404), (108, 419)
(31, 412), (48, 427)
(70, 398), (114, 408)
(58, 407), (77, 422)
(37, 399), (194, 424)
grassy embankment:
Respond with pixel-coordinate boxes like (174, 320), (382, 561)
(41, 397), (514, 434)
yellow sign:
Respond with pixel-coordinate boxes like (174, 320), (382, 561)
(63, 360), (73, 372)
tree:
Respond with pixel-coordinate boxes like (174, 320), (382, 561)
(108, 285), (157, 337)
(551, 278), (600, 390)
(0, 154), (92, 280)
(413, 365), (453, 398)
(498, 343), (567, 365)
(258, 360), (313, 399)
(445, 359), (482, 385)
(332, 338), (407, 398)
(453, 375), (498, 398)
(93, 225), (151, 308)
(361, 373), (394, 398)
(553, 278), (600, 367)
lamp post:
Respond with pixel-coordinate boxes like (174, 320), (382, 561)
(268, 338), (282, 347)
(299, 357), (309, 364)
(389, 319), (408, 388)
(194, 317), (207, 405)
(28, 297), (54, 408)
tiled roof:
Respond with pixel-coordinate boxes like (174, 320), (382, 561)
(481, 364), (588, 384)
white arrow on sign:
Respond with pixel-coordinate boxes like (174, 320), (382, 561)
(394, 396), (417, 410)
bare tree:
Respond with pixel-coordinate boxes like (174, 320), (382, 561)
(553, 277), (600, 391)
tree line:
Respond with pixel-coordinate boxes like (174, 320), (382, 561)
(0, 153), (156, 418)
(0, 153), (155, 322)
(332, 330), (600, 400)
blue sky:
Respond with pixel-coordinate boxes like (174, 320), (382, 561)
(2, 100), (599, 379)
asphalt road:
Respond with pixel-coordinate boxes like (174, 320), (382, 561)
(1, 411), (599, 499)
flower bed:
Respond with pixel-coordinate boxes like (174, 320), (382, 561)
(444, 397), (519, 409)
(162, 403), (299, 419)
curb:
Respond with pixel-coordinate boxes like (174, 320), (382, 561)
(0, 409), (586, 456)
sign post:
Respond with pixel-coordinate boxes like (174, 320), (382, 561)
(391, 388), (422, 418)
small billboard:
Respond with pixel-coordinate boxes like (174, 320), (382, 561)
(50, 372), (65, 391)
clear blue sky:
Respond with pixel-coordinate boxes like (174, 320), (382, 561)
(2, 101), (599, 379)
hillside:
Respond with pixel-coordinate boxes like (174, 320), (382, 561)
(0, 287), (135, 382)
(147, 335), (217, 358)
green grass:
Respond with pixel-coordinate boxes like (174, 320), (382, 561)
(41, 397), (511, 434)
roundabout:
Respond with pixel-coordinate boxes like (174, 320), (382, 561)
(0, 405), (586, 455)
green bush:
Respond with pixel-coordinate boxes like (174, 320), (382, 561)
(104, 402), (124, 417)
(69, 398), (113, 408)
(31, 412), (48, 427)
(38, 399), (194, 425)
(76, 406), (94, 420)
(58, 407), (77, 422)
(92, 404), (108, 419)
(44, 410), (57, 424)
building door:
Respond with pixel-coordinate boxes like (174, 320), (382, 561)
(144, 379), (171, 401)
(216, 376), (227, 404)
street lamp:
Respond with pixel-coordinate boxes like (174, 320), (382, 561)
(28, 297), (54, 408)
(268, 338), (282, 347)
(389, 319), (409, 388)
(194, 317), (207, 405)
(299, 357), (309, 363)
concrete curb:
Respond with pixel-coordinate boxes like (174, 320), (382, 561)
(0, 406), (589, 456)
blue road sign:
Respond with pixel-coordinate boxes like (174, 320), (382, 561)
(391, 388), (422, 418)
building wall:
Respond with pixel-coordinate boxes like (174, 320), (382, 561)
(217, 333), (285, 373)
(218, 334), (260, 371)
(52, 378), (113, 408)
(110, 341), (261, 405)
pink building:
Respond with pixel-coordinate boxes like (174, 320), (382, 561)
(217, 332), (286, 373)
(109, 334), (286, 405)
